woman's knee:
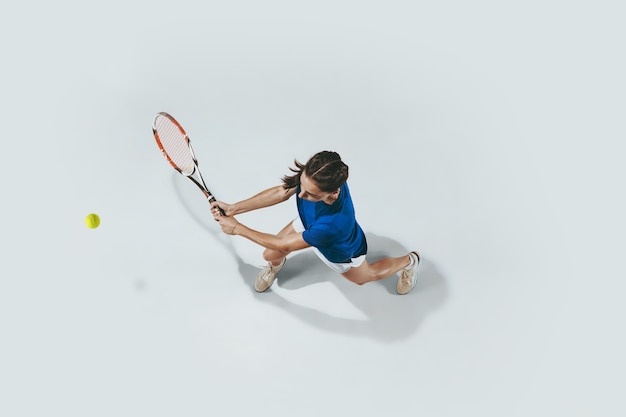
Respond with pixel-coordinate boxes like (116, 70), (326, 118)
(341, 270), (370, 286)
(263, 248), (289, 262)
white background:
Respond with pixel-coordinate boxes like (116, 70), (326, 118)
(1, 1), (625, 416)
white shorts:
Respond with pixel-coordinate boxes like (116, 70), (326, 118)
(292, 217), (366, 274)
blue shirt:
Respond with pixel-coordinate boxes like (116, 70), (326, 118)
(296, 182), (367, 263)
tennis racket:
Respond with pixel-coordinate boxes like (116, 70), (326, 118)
(152, 112), (225, 216)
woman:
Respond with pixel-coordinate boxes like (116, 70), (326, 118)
(210, 151), (420, 294)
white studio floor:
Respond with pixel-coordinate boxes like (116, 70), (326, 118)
(1, 1), (625, 416)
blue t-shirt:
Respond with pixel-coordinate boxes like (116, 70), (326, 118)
(296, 182), (367, 263)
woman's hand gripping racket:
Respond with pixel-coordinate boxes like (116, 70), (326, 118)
(152, 112), (225, 216)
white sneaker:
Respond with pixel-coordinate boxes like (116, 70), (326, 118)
(397, 251), (421, 295)
(254, 258), (286, 292)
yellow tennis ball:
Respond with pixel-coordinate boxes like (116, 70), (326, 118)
(85, 213), (100, 229)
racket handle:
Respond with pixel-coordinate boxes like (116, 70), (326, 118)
(208, 195), (227, 216)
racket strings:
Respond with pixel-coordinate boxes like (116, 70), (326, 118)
(155, 116), (195, 175)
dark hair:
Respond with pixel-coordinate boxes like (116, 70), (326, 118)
(282, 151), (349, 192)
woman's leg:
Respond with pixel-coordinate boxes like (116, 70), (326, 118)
(341, 255), (412, 285)
(262, 221), (298, 266)
(255, 220), (300, 292)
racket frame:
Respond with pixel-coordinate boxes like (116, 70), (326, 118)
(152, 112), (224, 214)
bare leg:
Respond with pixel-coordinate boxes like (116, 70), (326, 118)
(263, 221), (298, 266)
(341, 255), (412, 285)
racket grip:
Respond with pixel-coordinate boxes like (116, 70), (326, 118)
(208, 196), (227, 216)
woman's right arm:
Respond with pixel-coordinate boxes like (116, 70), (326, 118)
(215, 185), (296, 216)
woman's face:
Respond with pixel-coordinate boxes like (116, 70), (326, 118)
(299, 173), (339, 204)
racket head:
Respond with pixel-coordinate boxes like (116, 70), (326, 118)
(152, 112), (197, 176)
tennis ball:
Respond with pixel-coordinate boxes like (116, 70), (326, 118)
(85, 213), (100, 229)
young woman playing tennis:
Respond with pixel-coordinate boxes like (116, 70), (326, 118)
(210, 151), (420, 294)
